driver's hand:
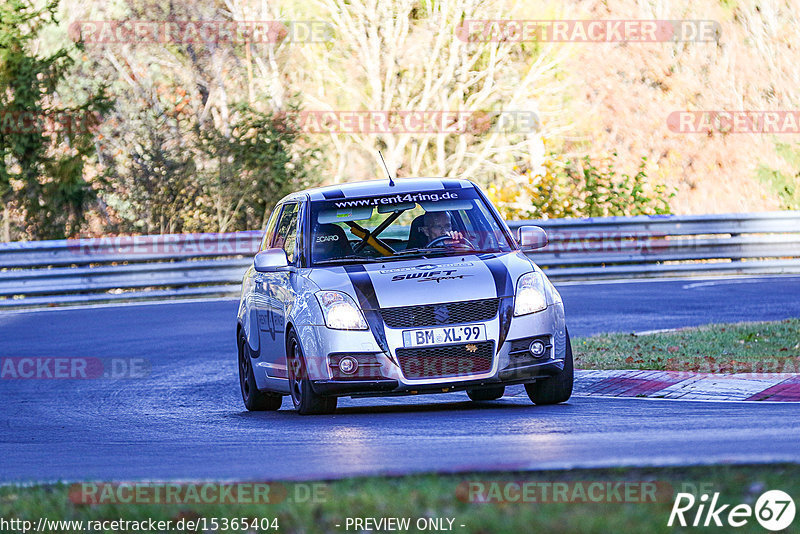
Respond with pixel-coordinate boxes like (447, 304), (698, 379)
(445, 231), (464, 241)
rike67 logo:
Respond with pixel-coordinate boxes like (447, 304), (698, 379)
(668, 490), (795, 531)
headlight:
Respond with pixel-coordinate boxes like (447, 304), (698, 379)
(514, 272), (547, 316)
(315, 291), (368, 330)
(547, 279), (563, 305)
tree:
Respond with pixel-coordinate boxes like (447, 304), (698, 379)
(0, 0), (111, 240)
(288, 0), (567, 184)
(86, 0), (319, 234)
(196, 103), (321, 233)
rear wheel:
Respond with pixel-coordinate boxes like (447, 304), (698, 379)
(525, 329), (574, 405)
(467, 386), (505, 401)
(287, 330), (337, 415)
(238, 332), (282, 411)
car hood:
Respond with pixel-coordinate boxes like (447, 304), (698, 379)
(308, 251), (537, 309)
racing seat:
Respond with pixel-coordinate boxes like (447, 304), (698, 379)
(312, 223), (353, 261)
(406, 215), (429, 249)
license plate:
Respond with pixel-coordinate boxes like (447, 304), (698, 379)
(402, 324), (487, 347)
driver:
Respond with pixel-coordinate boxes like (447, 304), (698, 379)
(419, 211), (464, 244)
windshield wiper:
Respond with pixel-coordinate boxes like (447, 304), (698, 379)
(467, 249), (506, 255)
(393, 247), (506, 257)
(313, 255), (384, 265)
(393, 247), (462, 256)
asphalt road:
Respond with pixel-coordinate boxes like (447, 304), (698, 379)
(1, 275), (799, 482)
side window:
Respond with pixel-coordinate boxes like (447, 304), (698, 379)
(272, 203), (300, 264)
(260, 206), (282, 252)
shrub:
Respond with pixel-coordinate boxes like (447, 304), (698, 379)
(488, 152), (673, 221)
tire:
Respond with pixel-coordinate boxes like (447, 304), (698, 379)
(238, 332), (283, 411)
(525, 329), (574, 405)
(287, 330), (337, 415)
(467, 386), (505, 401)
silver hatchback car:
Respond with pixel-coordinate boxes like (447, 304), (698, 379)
(237, 178), (572, 414)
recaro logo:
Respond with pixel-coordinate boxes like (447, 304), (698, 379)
(668, 490), (795, 531)
(315, 234), (339, 243)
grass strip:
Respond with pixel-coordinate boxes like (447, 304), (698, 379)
(574, 319), (800, 372)
(1, 464), (798, 533)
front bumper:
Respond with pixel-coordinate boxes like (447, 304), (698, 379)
(303, 301), (567, 398)
(311, 358), (564, 397)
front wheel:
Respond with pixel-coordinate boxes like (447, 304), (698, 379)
(525, 329), (574, 405)
(238, 332), (283, 411)
(287, 330), (337, 415)
(467, 386), (505, 401)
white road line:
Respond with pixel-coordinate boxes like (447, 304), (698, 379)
(554, 274), (799, 287)
(2, 275), (796, 314)
(682, 276), (800, 289)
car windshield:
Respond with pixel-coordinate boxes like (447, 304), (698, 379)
(308, 188), (514, 265)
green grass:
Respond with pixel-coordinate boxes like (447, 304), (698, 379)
(574, 319), (800, 372)
(2, 465), (798, 533)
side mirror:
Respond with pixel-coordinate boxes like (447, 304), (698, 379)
(254, 248), (289, 272)
(517, 225), (548, 251)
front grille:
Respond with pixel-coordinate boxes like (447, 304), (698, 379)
(380, 298), (500, 328)
(395, 341), (495, 379)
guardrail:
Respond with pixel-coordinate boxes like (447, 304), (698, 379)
(1, 211), (799, 308)
(508, 211), (800, 280)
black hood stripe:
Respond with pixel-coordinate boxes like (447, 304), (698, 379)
(481, 255), (515, 352)
(344, 264), (390, 355)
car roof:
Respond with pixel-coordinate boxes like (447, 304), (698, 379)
(280, 178), (478, 203)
